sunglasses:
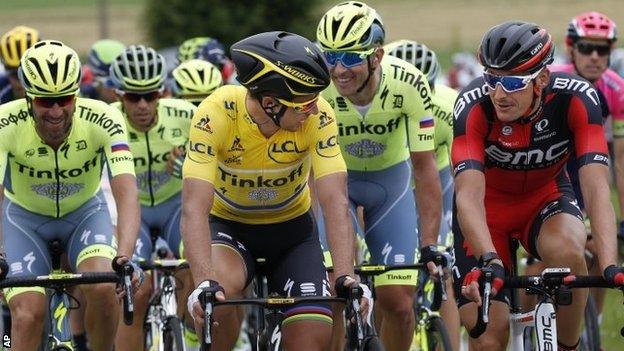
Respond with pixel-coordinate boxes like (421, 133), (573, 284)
(575, 42), (611, 57)
(32, 94), (75, 108)
(323, 49), (374, 68)
(117, 89), (161, 103)
(276, 96), (319, 114)
(483, 69), (542, 93)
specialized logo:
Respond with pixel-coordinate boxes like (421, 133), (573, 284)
(338, 116), (403, 136)
(485, 140), (569, 169)
(77, 106), (125, 136)
(345, 139), (385, 158)
(31, 182), (84, 200)
(193, 116), (213, 133)
(316, 135), (340, 158)
(275, 60), (317, 84)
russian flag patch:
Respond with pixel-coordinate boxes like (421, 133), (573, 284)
(111, 142), (130, 152)
(419, 117), (434, 128)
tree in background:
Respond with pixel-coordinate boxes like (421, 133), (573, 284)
(145, 0), (328, 51)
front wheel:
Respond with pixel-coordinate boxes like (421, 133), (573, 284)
(164, 316), (185, 351)
(419, 316), (452, 351)
(579, 297), (601, 351)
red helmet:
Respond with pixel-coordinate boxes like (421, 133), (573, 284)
(566, 11), (617, 45)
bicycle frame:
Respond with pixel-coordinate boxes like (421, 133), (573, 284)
(509, 298), (558, 351)
(45, 272), (77, 350)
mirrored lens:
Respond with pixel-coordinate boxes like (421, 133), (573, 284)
(323, 51), (367, 68)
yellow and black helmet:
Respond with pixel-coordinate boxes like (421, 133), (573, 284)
(231, 31), (330, 100)
(177, 37), (211, 63)
(171, 59), (222, 102)
(18, 40), (81, 97)
(110, 45), (166, 92)
(0, 25), (40, 69)
(317, 1), (385, 52)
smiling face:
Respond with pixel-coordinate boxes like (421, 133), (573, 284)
(30, 95), (76, 148)
(486, 68), (550, 122)
(328, 48), (383, 100)
(569, 38), (612, 83)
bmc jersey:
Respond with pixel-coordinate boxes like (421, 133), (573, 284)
(0, 98), (135, 217)
(112, 98), (195, 206)
(321, 55), (435, 172)
(550, 64), (624, 139)
(183, 85), (347, 224)
(452, 72), (609, 194)
(431, 84), (457, 170)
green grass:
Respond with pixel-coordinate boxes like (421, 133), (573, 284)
(602, 289), (624, 350)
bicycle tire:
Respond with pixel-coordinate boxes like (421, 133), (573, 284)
(580, 297), (601, 351)
(164, 316), (185, 351)
(422, 316), (452, 351)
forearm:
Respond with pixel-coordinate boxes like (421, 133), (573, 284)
(180, 210), (214, 285)
(456, 191), (494, 258)
(614, 144), (624, 218)
(584, 178), (618, 271)
(412, 152), (442, 246)
(323, 198), (355, 278)
(112, 177), (140, 258)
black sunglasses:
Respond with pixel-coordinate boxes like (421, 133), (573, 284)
(575, 42), (611, 57)
(118, 90), (161, 103)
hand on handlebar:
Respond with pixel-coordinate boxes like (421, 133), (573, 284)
(604, 265), (624, 287)
(111, 255), (144, 298)
(188, 280), (226, 327)
(419, 245), (450, 280)
(335, 275), (373, 326)
(461, 261), (505, 306)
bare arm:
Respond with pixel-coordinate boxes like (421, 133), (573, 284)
(181, 178), (216, 285)
(455, 170), (495, 258)
(110, 174), (140, 258)
(411, 150), (442, 247)
(579, 163), (618, 271)
(0, 185), (3, 256)
(315, 172), (355, 278)
(613, 139), (624, 219)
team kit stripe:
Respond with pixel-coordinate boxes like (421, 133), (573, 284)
(111, 142), (130, 152)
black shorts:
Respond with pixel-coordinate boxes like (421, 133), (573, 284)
(209, 211), (332, 324)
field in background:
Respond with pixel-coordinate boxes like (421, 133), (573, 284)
(1, 0), (624, 349)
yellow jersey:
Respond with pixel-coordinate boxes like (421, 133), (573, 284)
(183, 85), (346, 224)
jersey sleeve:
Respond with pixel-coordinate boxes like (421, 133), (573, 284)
(405, 74), (435, 153)
(103, 107), (135, 177)
(308, 101), (346, 179)
(182, 99), (226, 184)
(567, 94), (610, 167)
(609, 76), (624, 138)
(451, 96), (489, 176)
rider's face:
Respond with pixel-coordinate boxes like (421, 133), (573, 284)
(30, 94), (76, 147)
(118, 90), (161, 132)
(487, 68), (550, 122)
(270, 94), (320, 132)
(570, 38), (611, 83)
(328, 49), (382, 98)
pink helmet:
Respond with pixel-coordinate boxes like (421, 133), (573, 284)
(566, 11), (617, 45)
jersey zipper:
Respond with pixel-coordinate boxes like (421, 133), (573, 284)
(145, 131), (155, 206)
(53, 147), (61, 218)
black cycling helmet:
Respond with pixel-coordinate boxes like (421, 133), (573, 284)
(478, 21), (554, 74)
(231, 31), (330, 101)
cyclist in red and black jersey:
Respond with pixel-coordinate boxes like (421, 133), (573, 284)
(452, 21), (624, 351)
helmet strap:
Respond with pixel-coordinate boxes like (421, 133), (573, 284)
(520, 80), (544, 122)
(356, 55), (375, 94)
(262, 102), (288, 126)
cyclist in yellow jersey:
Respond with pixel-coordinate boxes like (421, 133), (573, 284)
(183, 31), (369, 351)
(385, 39), (461, 351)
(108, 44), (198, 351)
(0, 40), (140, 351)
(317, 3), (443, 350)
